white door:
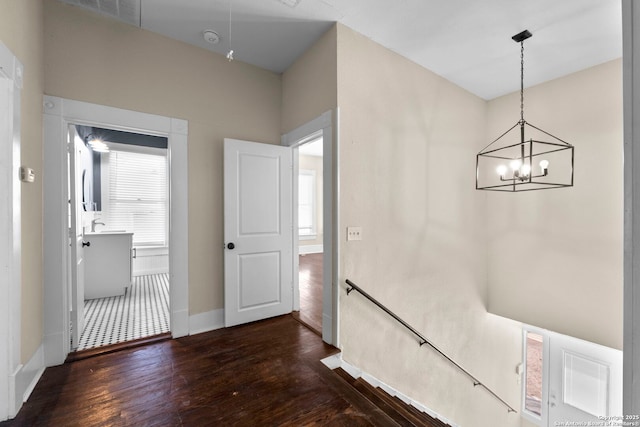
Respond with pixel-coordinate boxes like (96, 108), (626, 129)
(224, 138), (293, 327)
(68, 126), (86, 349)
(548, 334), (622, 425)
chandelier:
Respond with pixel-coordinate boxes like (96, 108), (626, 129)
(476, 30), (574, 192)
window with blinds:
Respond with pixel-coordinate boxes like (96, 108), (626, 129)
(103, 146), (168, 247)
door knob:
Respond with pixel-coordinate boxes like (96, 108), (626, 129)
(82, 241), (91, 247)
(227, 242), (235, 250)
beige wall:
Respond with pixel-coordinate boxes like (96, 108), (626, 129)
(486, 59), (623, 350)
(43, 0), (282, 315)
(0, 0), (44, 363)
(335, 24), (522, 427)
(281, 25), (337, 134)
(299, 153), (323, 248)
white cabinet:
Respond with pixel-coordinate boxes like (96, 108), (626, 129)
(84, 232), (133, 299)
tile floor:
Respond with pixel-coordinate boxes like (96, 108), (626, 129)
(77, 273), (170, 351)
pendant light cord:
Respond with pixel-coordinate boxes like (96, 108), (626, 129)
(520, 40), (525, 123)
(226, 0), (234, 61)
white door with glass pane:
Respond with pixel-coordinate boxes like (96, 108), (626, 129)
(548, 334), (622, 425)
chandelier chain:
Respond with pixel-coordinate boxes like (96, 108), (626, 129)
(520, 40), (525, 123)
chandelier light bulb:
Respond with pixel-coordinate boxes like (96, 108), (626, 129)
(521, 164), (531, 177)
(496, 165), (508, 177)
(539, 159), (549, 173)
(510, 159), (522, 171)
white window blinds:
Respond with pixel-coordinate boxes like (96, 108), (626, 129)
(104, 148), (168, 246)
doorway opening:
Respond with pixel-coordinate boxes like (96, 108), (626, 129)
(281, 110), (337, 345)
(68, 125), (171, 352)
(294, 136), (324, 334)
(43, 96), (189, 365)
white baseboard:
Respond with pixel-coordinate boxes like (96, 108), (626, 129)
(320, 353), (458, 427)
(189, 309), (225, 335)
(171, 309), (189, 338)
(10, 344), (45, 417)
(299, 244), (323, 255)
(43, 332), (66, 367)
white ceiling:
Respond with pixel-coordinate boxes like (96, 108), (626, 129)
(58, 0), (622, 100)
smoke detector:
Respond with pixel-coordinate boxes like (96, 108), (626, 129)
(203, 30), (220, 45)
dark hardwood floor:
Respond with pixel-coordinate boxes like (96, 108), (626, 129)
(294, 253), (323, 334)
(2, 315), (396, 427)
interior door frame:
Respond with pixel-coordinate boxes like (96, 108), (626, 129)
(282, 110), (339, 346)
(43, 96), (189, 366)
(0, 41), (22, 420)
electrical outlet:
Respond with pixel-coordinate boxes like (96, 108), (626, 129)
(347, 227), (362, 241)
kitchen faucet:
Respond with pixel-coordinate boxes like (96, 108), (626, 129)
(91, 219), (105, 232)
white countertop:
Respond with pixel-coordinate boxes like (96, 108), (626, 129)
(85, 231), (134, 236)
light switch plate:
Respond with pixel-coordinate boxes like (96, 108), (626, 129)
(19, 166), (35, 183)
(347, 226), (362, 241)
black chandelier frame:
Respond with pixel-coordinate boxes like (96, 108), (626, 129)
(476, 30), (575, 192)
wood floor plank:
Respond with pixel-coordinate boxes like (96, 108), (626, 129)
(2, 315), (403, 427)
(296, 253), (323, 333)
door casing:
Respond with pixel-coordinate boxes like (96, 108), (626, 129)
(0, 41), (22, 421)
(282, 110), (339, 346)
(42, 96), (189, 366)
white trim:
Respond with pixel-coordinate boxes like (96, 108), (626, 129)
(189, 309), (225, 335)
(298, 234), (317, 241)
(13, 344), (45, 410)
(320, 354), (458, 427)
(282, 110), (338, 346)
(0, 41), (22, 421)
(299, 244), (323, 255)
(43, 97), (189, 367)
(623, 0), (640, 416)
(332, 108), (341, 349)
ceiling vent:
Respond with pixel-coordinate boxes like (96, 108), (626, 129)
(57, 0), (141, 27)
